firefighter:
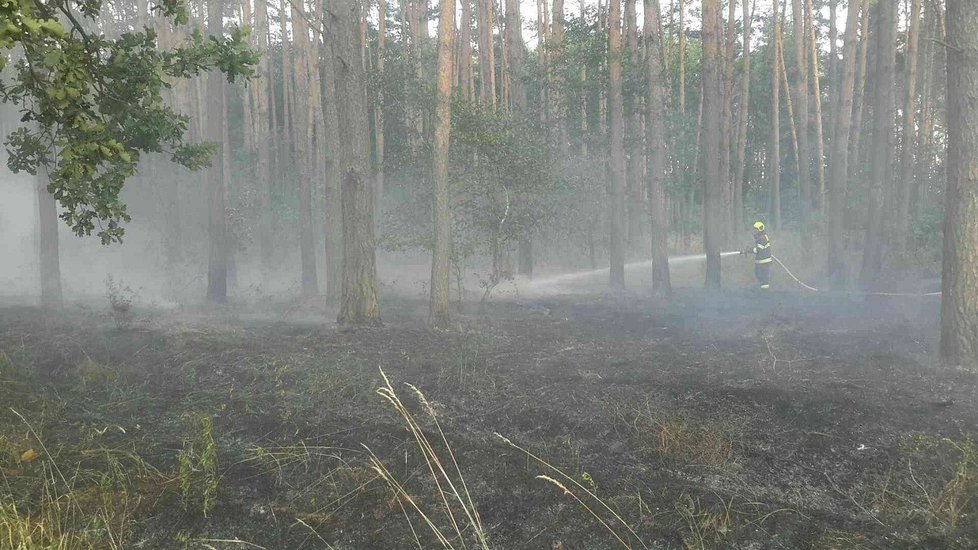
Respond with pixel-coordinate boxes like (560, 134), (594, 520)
(745, 221), (772, 289)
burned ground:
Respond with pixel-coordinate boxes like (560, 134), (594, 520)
(1, 289), (976, 549)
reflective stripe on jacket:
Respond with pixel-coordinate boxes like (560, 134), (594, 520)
(754, 232), (772, 264)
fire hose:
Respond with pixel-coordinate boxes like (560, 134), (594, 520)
(734, 250), (942, 297)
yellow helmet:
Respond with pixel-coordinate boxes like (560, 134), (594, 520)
(753, 221), (765, 231)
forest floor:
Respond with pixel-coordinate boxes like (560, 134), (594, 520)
(1, 267), (976, 549)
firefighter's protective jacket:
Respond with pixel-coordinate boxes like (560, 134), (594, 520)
(752, 232), (772, 264)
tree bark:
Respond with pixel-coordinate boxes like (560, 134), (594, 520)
(719, 0), (737, 244)
(791, 0), (811, 239)
(293, 0), (319, 296)
(678, 0), (685, 114)
(769, 0), (782, 231)
(624, 0), (643, 252)
(330, 0), (381, 325)
(552, 0), (566, 155)
(37, 168), (63, 308)
(859, 0), (896, 288)
(806, 0), (825, 213)
(896, 0), (922, 251)
(941, 0), (978, 366)
(430, 0), (456, 328)
(458, 0), (473, 100)
(279, 0), (293, 165)
(608, 0), (626, 288)
(826, 0), (866, 289)
(477, 0), (497, 109)
(645, 0), (671, 295)
(253, 0), (273, 269)
(321, 28), (344, 302)
(206, 0), (228, 302)
(733, 0), (753, 234)
(376, 0), (388, 214)
(848, 0), (870, 181)
(702, 0), (722, 288)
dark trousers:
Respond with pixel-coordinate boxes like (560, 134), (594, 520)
(755, 262), (771, 289)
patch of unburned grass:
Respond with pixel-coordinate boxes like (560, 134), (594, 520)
(654, 414), (735, 467)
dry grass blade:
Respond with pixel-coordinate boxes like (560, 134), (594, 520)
(368, 368), (490, 549)
(495, 432), (649, 550)
(537, 475), (633, 549)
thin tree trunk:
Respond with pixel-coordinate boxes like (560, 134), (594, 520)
(719, 0), (737, 244)
(779, 32), (800, 188)
(477, 0), (497, 109)
(645, 0), (671, 295)
(624, 0), (643, 252)
(459, 0), (473, 100)
(321, 32), (344, 301)
(678, 0), (685, 114)
(734, 0), (754, 234)
(702, 0), (722, 288)
(37, 169), (62, 308)
(769, 0), (782, 231)
(897, 0), (922, 250)
(849, 0), (871, 181)
(552, 0), (566, 155)
(860, 0), (896, 288)
(941, 0), (978, 366)
(806, 0), (826, 214)
(790, 0), (811, 240)
(206, 0), (228, 302)
(827, 0), (867, 289)
(253, 0), (272, 269)
(608, 0), (626, 288)
(826, 0), (838, 143)
(279, 0), (293, 164)
(292, 0), (317, 296)
(431, 0), (456, 328)
(330, 0), (380, 325)
(376, 0), (387, 214)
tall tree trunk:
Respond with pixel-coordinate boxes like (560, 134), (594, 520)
(37, 169), (63, 308)
(806, 0), (825, 213)
(702, 0), (722, 288)
(897, 0), (922, 251)
(206, 0), (228, 302)
(431, 0), (456, 328)
(941, 0), (978, 366)
(503, 0), (532, 275)
(719, 0), (737, 244)
(860, 0), (896, 288)
(608, 0), (626, 288)
(849, 1), (871, 181)
(780, 35), (800, 182)
(330, 0), (380, 325)
(678, 0), (685, 113)
(734, 0), (754, 234)
(477, 0), (497, 108)
(552, 0), (566, 155)
(645, 0), (671, 295)
(376, 0), (388, 214)
(458, 0), (473, 100)
(790, 0), (811, 240)
(254, 0), (272, 269)
(279, 0), (293, 166)
(913, 1), (943, 217)
(827, 0), (867, 289)
(321, 31), (344, 301)
(293, 0), (319, 296)
(624, 0), (643, 252)
(769, 0), (782, 231)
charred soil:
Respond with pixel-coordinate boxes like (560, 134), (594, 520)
(1, 290), (976, 549)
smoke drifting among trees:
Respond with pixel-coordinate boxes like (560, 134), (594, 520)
(0, 0), (973, 359)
